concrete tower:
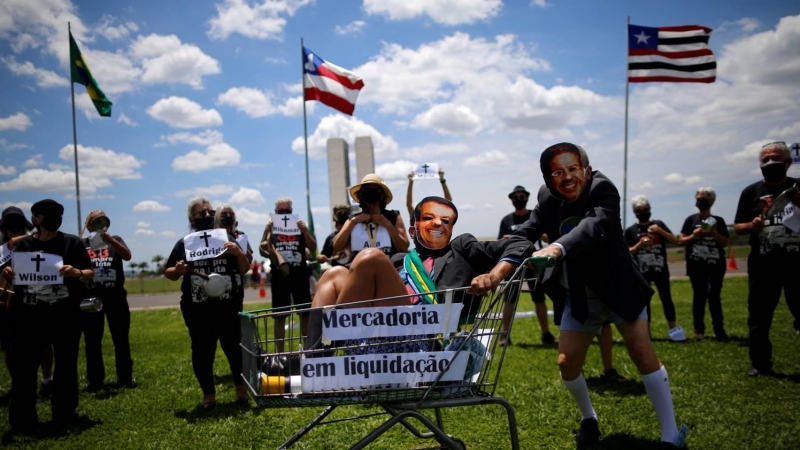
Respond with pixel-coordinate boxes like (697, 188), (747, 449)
(326, 138), (350, 209)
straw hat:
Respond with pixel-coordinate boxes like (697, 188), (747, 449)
(349, 174), (393, 204)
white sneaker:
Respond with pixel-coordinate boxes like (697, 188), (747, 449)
(668, 326), (687, 342)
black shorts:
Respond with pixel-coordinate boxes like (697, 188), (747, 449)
(270, 268), (311, 310)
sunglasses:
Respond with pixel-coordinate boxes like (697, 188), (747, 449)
(194, 209), (216, 218)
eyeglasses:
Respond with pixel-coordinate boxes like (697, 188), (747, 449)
(551, 166), (583, 178)
(194, 209), (215, 218)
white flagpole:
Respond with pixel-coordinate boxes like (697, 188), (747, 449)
(622, 16), (630, 228)
(69, 22), (82, 234)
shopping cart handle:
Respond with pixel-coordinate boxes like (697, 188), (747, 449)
(525, 256), (556, 276)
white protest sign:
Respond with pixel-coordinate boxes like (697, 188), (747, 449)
(0, 243), (11, 267)
(322, 304), (463, 341)
(782, 203), (800, 233)
(183, 228), (229, 262)
(300, 351), (468, 392)
(350, 223), (391, 252)
(413, 163), (439, 180)
(271, 213), (300, 236)
(87, 231), (107, 251)
(236, 233), (249, 253)
(12, 252), (63, 285)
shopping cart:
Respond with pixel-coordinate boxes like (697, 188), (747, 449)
(239, 256), (555, 449)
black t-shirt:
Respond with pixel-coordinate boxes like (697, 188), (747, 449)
(83, 235), (127, 297)
(12, 232), (92, 306)
(734, 177), (800, 261)
(233, 230), (253, 299)
(166, 234), (241, 306)
(624, 220), (671, 276)
(680, 214), (729, 266)
(498, 211), (533, 239)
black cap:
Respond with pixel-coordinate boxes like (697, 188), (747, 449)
(508, 186), (530, 199)
(31, 199), (64, 216)
(0, 206), (34, 230)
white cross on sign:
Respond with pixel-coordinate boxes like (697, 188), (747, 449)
(12, 252), (63, 285)
(183, 228), (229, 262)
(413, 162), (439, 180)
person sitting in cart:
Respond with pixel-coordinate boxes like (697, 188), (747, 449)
(304, 196), (535, 351)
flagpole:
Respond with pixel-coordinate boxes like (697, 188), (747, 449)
(622, 15), (630, 228)
(69, 22), (82, 234)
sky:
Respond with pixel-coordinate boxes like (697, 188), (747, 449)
(1, 0), (799, 268)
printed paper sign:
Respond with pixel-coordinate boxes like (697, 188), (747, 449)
(87, 231), (107, 251)
(0, 243), (11, 267)
(322, 304), (463, 341)
(791, 143), (800, 163)
(183, 228), (229, 262)
(300, 351), (468, 392)
(236, 233), (249, 253)
(12, 252), (63, 285)
(783, 204), (800, 233)
(413, 163), (439, 180)
(271, 213), (300, 236)
(350, 223), (391, 252)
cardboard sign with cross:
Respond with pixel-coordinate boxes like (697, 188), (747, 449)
(12, 251), (64, 285)
(271, 213), (301, 236)
(413, 162), (440, 180)
(183, 228), (229, 262)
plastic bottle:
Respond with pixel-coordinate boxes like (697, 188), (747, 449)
(259, 372), (302, 395)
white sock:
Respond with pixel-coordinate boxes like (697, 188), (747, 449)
(562, 373), (597, 420)
(641, 365), (679, 443)
(41, 377), (53, 384)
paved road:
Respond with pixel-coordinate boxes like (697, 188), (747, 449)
(129, 259), (748, 310)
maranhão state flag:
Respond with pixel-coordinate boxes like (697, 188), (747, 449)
(627, 24), (716, 83)
(303, 47), (364, 115)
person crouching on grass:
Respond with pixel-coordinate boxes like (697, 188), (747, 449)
(165, 196), (250, 410)
(513, 143), (687, 448)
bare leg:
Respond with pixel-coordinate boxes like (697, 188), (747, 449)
(312, 267), (350, 308)
(335, 249), (408, 307)
(558, 331), (596, 380)
(599, 323), (613, 372)
(615, 319), (660, 374)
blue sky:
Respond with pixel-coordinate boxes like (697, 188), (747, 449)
(1, 0), (799, 267)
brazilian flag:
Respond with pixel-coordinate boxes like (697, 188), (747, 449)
(69, 31), (112, 117)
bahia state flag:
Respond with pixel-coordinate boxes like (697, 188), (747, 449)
(69, 31), (112, 117)
(303, 47), (364, 115)
(627, 24), (716, 83)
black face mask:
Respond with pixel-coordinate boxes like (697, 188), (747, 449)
(2, 216), (25, 234)
(761, 160), (788, 183)
(512, 199), (528, 209)
(696, 198), (711, 211)
(38, 215), (62, 232)
(276, 209), (292, 215)
(360, 189), (382, 204)
(220, 215), (235, 227)
(635, 212), (651, 222)
(334, 212), (349, 224)
(193, 216), (215, 231)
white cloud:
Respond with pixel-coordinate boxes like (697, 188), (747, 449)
(72, 93), (99, 121)
(207, 0), (313, 40)
(1, 57), (68, 88)
(463, 149), (509, 167)
(23, 154), (42, 167)
(229, 187), (266, 205)
(412, 103), (482, 135)
(483, 203), (495, 209)
(460, 203), (475, 211)
(217, 87), (306, 117)
(176, 184), (235, 198)
(96, 15), (138, 40)
(0, 0), (86, 65)
(161, 231), (178, 238)
(376, 160), (416, 181)
(530, 0), (548, 7)
(9, 33), (39, 53)
(162, 129), (225, 146)
(0, 166), (16, 175)
(236, 206), (270, 225)
(130, 34), (221, 89)
(334, 20), (365, 35)
(80, 48), (142, 95)
(147, 97), (223, 129)
(737, 18), (760, 33)
(133, 200), (171, 212)
(292, 114), (399, 159)
(663, 173), (701, 185)
(0, 112), (32, 132)
(172, 143), (241, 172)
(255, 181), (274, 189)
(768, 121), (800, 139)
(265, 57), (287, 64)
(0, 201), (33, 211)
(0, 139), (33, 151)
(724, 139), (775, 164)
(135, 228), (156, 236)
(117, 113), (138, 127)
(363, 0), (502, 26)
(137, 221), (151, 228)
(718, 15), (800, 86)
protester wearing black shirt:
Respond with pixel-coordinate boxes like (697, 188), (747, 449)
(498, 185), (561, 345)
(215, 204), (253, 312)
(80, 210), (135, 390)
(3, 200), (93, 431)
(318, 204), (352, 268)
(679, 188), (729, 341)
(733, 141), (800, 377)
(165, 197), (250, 409)
(624, 195), (681, 335)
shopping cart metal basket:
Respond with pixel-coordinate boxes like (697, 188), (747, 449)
(239, 256), (555, 449)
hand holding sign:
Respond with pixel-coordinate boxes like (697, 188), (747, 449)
(413, 163), (440, 180)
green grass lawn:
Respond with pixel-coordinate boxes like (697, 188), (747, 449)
(1, 277), (799, 449)
(665, 245), (749, 263)
(123, 276), (183, 295)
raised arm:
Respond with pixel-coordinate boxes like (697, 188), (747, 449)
(439, 168), (452, 201)
(406, 171), (414, 217)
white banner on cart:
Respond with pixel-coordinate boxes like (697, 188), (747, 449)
(300, 351), (468, 392)
(321, 304), (463, 340)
